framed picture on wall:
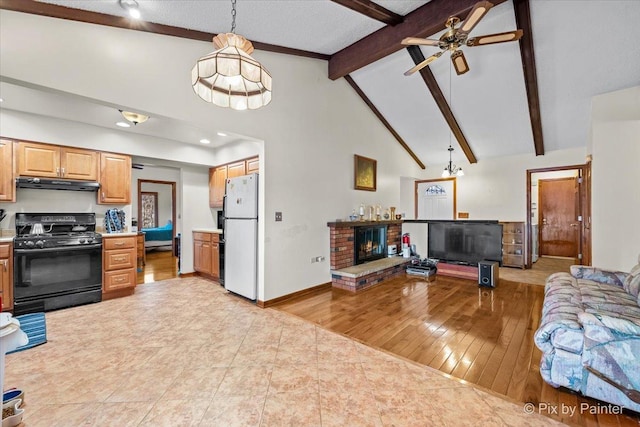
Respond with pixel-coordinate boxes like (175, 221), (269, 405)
(354, 154), (377, 191)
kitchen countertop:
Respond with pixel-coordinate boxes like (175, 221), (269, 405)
(0, 236), (13, 243)
(192, 228), (223, 234)
(100, 232), (138, 237)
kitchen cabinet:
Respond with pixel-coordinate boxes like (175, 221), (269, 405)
(208, 157), (259, 208)
(103, 236), (137, 299)
(501, 221), (527, 269)
(16, 141), (98, 181)
(0, 243), (13, 311)
(209, 166), (228, 208)
(0, 139), (15, 202)
(193, 231), (220, 280)
(98, 152), (131, 204)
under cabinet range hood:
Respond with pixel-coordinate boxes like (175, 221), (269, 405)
(16, 177), (100, 192)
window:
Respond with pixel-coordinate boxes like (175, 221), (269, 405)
(425, 185), (446, 195)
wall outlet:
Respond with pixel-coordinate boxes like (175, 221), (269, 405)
(311, 256), (325, 263)
(275, 211), (282, 221)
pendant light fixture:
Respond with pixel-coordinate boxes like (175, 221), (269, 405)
(442, 60), (464, 178)
(191, 0), (272, 111)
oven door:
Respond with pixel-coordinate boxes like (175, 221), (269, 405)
(14, 244), (103, 303)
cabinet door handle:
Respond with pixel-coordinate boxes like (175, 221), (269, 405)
(113, 256), (127, 262)
(114, 242), (125, 246)
(56, 167), (60, 176)
(102, 192), (105, 201)
(61, 167), (65, 175)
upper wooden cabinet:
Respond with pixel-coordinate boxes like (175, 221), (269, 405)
(209, 166), (228, 209)
(0, 139), (15, 202)
(227, 161), (246, 179)
(209, 157), (259, 208)
(98, 152), (131, 205)
(17, 141), (98, 181)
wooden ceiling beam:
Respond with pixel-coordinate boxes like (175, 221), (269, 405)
(329, 0), (506, 80)
(0, 0), (329, 60)
(344, 75), (425, 169)
(330, 0), (403, 26)
(406, 46), (477, 164)
(513, 0), (544, 156)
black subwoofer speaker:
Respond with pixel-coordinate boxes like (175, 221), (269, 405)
(478, 261), (499, 288)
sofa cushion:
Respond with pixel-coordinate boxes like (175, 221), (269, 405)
(623, 262), (640, 298)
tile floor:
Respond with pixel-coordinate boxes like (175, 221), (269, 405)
(4, 277), (563, 426)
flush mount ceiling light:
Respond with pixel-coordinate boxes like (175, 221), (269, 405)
(200, 139), (211, 144)
(119, 110), (149, 125)
(191, 0), (272, 111)
(118, 0), (141, 19)
(115, 121), (131, 128)
(217, 132), (228, 137)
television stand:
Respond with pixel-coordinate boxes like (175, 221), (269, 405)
(437, 261), (478, 280)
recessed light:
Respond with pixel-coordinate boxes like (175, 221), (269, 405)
(116, 121), (131, 128)
(0, 98), (4, 102)
(217, 132), (227, 137)
(200, 139), (211, 144)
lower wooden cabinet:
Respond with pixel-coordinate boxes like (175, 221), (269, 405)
(193, 231), (220, 280)
(501, 221), (527, 269)
(0, 243), (13, 311)
(102, 235), (137, 299)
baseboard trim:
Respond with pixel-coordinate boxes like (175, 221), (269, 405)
(179, 272), (198, 278)
(257, 282), (332, 308)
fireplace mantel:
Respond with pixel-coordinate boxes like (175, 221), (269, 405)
(326, 220), (403, 228)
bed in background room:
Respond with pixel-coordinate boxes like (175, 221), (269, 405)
(142, 220), (173, 250)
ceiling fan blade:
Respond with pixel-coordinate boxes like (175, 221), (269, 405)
(404, 51), (444, 76)
(451, 50), (470, 75)
(401, 37), (441, 47)
(458, 1), (494, 36)
(467, 29), (524, 46)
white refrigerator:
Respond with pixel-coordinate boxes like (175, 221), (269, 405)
(224, 173), (258, 300)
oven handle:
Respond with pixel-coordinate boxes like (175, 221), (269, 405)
(14, 243), (103, 254)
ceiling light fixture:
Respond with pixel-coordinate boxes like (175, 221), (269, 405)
(200, 139), (211, 144)
(119, 110), (149, 125)
(191, 0), (272, 111)
(118, 0), (141, 19)
(442, 61), (464, 178)
(116, 121), (131, 128)
(217, 132), (228, 137)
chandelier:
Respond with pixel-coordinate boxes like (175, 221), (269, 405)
(191, 0), (272, 110)
(441, 59), (464, 178)
(442, 144), (464, 177)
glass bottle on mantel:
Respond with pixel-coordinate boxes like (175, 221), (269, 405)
(369, 206), (374, 221)
(389, 206), (396, 220)
(375, 205), (381, 221)
(359, 204), (365, 221)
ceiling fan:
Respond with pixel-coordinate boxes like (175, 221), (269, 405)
(402, 1), (523, 76)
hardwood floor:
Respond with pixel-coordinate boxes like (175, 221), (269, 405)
(273, 262), (640, 427)
(136, 250), (178, 284)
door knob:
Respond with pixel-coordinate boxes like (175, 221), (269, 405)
(570, 223), (579, 227)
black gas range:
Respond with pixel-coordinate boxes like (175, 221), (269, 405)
(13, 213), (103, 315)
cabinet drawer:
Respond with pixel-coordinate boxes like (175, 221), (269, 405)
(104, 268), (136, 291)
(104, 248), (136, 270)
(104, 237), (136, 250)
(193, 232), (212, 242)
(0, 245), (9, 258)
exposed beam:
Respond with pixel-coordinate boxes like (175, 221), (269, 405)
(513, 0), (544, 156)
(406, 46), (477, 164)
(330, 0), (403, 26)
(0, 0), (330, 61)
(329, 0), (506, 80)
(344, 75), (425, 169)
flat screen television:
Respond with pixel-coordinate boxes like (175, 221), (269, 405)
(428, 221), (502, 265)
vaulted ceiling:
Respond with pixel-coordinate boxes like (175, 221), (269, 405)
(1, 0), (639, 169)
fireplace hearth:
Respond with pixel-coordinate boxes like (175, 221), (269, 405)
(355, 225), (387, 265)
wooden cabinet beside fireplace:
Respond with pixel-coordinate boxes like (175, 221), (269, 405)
(0, 243), (13, 311)
(102, 235), (137, 300)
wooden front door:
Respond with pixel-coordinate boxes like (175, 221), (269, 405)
(539, 177), (580, 259)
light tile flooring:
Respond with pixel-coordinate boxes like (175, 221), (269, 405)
(5, 277), (563, 426)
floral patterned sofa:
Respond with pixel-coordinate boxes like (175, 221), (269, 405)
(534, 255), (640, 412)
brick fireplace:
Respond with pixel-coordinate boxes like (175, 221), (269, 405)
(327, 220), (405, 292)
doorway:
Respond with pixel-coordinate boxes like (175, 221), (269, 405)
(414, 178), (456, 220)
(526, 163), (591, 268)
(137, 179), (177, 283)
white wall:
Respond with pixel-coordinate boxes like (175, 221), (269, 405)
(590, 87), (640, 271)
(404, 148), (587, 223)
(0, 11), (427, 301)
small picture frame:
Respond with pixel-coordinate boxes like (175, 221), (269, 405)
(354, 154), (377, 191)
